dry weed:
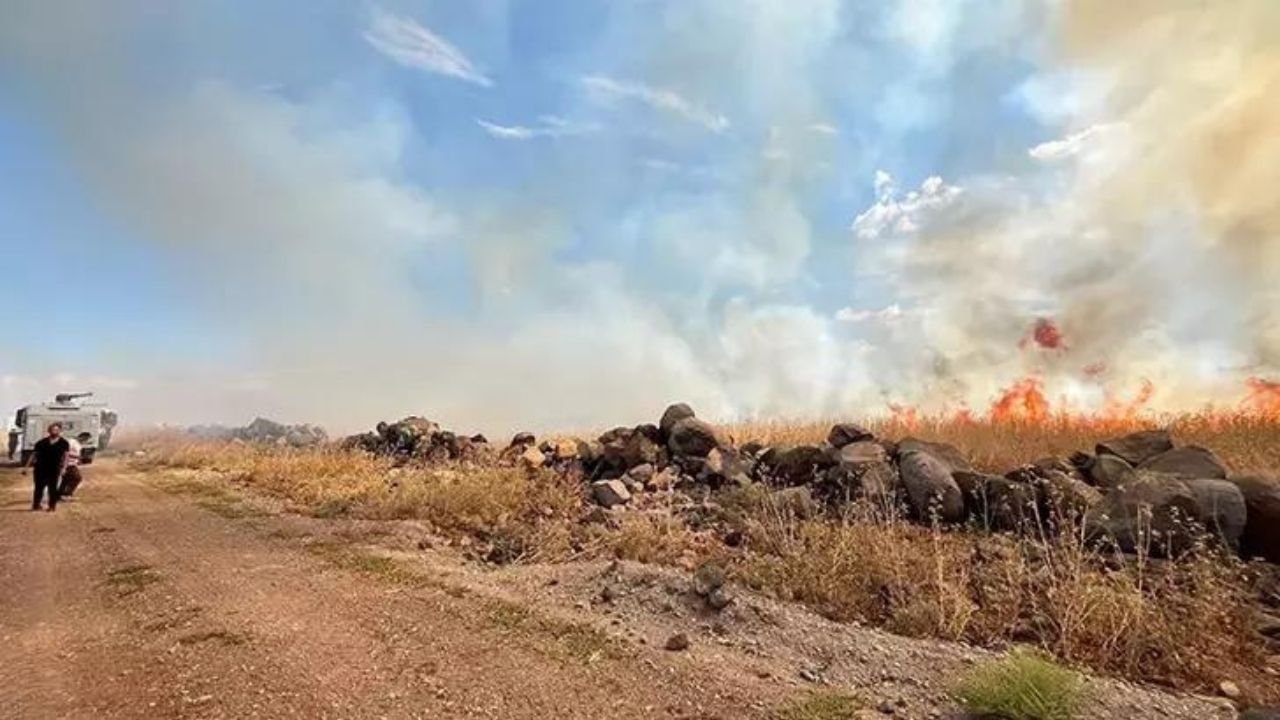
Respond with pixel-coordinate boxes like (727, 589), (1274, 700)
(125, 427), (1278, 702)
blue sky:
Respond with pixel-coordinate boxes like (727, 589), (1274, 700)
(1, 1), (1276, 431)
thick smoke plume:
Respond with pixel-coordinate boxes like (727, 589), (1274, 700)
(1, 1), (1277, 432)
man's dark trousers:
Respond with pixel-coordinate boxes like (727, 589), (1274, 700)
(33, 469), (59, 510)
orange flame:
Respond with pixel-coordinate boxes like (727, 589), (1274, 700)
(881, 376), (1276, 430)
(990, 377), (1051, 423)
(1102, 377), (1155, 420)
(1244, 377), (1280, 419)
(887, 403), (921, 430)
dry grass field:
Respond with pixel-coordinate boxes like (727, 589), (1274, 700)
(124, 414), (1280, 705)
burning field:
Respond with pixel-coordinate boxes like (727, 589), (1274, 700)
(130, 388), (1280, 707)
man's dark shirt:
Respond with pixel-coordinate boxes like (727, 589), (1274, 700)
(32, 437), (70, 476)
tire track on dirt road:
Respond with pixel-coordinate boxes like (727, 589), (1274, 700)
(0, 461), (769, 719)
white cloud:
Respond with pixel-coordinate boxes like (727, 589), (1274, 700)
(475, 116), (598, 141)
(581, 75), (728, 132)
(835, 303), (905, 323)
(851, 171), (963, 240)
(364, 6), (491, 87)
(1028, 123), (1125, 161)
(476, 120), (534, 140)
(808, 122), (839, 135)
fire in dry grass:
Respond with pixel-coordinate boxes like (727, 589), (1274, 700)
(990, 377), (1051, 423)
(1244, 377), (1280, 419)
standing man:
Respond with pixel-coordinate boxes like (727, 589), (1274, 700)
(59, 431), (90, 498)
(25, 422), (69, 511)
(6, 423), (18, 461)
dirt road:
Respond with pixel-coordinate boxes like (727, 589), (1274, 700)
(0, 460), (1239, 720)
(0, 460), (772, 719)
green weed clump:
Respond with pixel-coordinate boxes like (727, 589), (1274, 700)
(951, 650), (1085, 720)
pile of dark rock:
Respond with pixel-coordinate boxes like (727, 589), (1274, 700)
(347, 404), (1280, 565)
(185, 417), (327, 447)
(553, 405), (1280, 564)
(342, 416), (493, 464)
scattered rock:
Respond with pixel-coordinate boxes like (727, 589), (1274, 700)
(1034, 469), (1103, 519)
(1139, 446), (1229, 479)
(1096, 429), (1174, 466)
(343, 417), (489, 463)
(519, 445), (547, 469)
(599, 584), (618, 604)
(550, 439), (579, 461)
(600, 427), (662, 475)
(706, 587), (733, 611)
(592, 479), (632, 508)
(626, 463), (655, 486)
(1086, 473), (1200, 556)
(1230, 476), (1280, 563)
(659, 403), (697, 439)
(820, 442), (898, 505)
(827, 422), (874, 449)
(896, 437), (972, 472)
(700, 447), (753, 488)
(1218, 680), (1241, 700)
(1185, 478), (1247, 549)
(647, 466), (679, 492)
(954, 471), (1038, 532)
(667, 418), (721, 459)
(898, 450), (965, 522)
(664, 633), (690, 651)
(764, 445), (836, 487)
(1258, 613), (1280, 638)
(1089, 453), (1137, 489)
(692, 563), (726, 597)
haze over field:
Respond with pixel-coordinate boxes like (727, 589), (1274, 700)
(2, 1), (1278, 433)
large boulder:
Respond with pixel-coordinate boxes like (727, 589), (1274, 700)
(699, 447), (753, 488)
(1137, 446), (1228, 479)
(898, 450), (965, 522)
(954, 471), (1038, 532)
(827, 423), (874, 449)
(659, 403), (697, 439)
(896, 437), (972, 472)
(1086, 473), (1201, 556)
(1096, 429), (1173, 466)
(1184, 478), (1247, 550)
(667, 417), (721, 459)
(1034, 469), (1102, 521)
(1230, 475), (1280, 562)
(820, 442), (897, 506)
(761, 445), (836, 487)
(1087, 453), (1136, 489)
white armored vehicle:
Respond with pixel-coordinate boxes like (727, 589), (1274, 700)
(11, 392), (118, 465)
